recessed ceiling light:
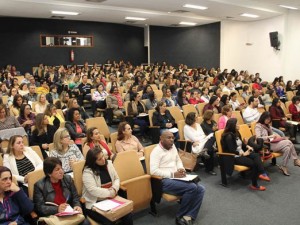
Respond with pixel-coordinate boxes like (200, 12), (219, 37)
(240, 13), (259, 18)
(125, 17), (146, 21)
(51, 11), (79, 15)
(179, 21), (197, 26)
(183, 4), (208, 10)
(279, 5), (298, 10)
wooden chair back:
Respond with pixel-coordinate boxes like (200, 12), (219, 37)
(30, 145), (44, 160)
(177, 120), (185, 140)
(167, 106), (184, 124)
(27, 169), (45, 200)
(182, 104), (198, 118)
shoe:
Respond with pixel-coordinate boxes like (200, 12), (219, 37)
(250, 185), (266, 191)
(278, 165), (290, 176)
(294, 159), (300, 167)
(176, 217), (193, 225)
(206, 170), (217, 176)
(259, 174), (271, 182)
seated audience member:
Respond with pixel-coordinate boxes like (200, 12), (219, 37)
(229, 92), (245, 111)
(10, 94), (24, 117)
(289, 96), (300, 121)
(0, 104), (21, 130)
(144, 91), (158, 110)
(176, 89), (189, 108)
(252, 78), (262, 90)
(124, 85), (137, 102)
(0, 83), (8, 97)
(255, 112), (300, 176)
(201, 110), (218, 136)
(106, 86), (125, 119)
(219, 94), (229, 109)
(200, 87), (210, 103)
(127, 92), (149, 141)
(7, 87), (18, 107)
(242, 96), (261, 124)
(34, 93), (48, 113)
(49, 128), (84, 173)
(0, 166), (34, 225)
(252, 89), (265, 108)
(269, 98), (296, 142)
(218, 105), (234, 129)
(261, 89), (274, 106)
(24, 84), (38, 102)
(36, 79), (49, 94)
(203, 95), (221, 114)
(44, 104), (65, 130)
(3, 135), (43, 192)
(31, 113), (57, 159)
(78, 74), (92, 106)
(46, 84), (59, 104)
(65, 108), (86, 150)
(221, 118), (270, 191)
(115, 122), (145, 160)
(150, 131), (205, 225)
(92, 83), (108, 116)
(82, 147), (133, 225)
(33, 157), (90, 225)
(83, 127), (113, 159)
(188, 90), (204, 105)
(17, 104), (35, 137)
(65, 98), (89, 121)
(161, 88), (177, 107)
(152, 101), (179, 138)
(60, 91), (70, 110)
(142, 84), (153, 99)
(241, 85), (251, 100)
(184, 112), (216, 175)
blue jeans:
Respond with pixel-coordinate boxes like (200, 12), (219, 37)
(162, 179), (205, 220)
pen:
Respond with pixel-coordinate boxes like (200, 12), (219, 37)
(15, 215), (20, 222)
(65, 194), (70, 203)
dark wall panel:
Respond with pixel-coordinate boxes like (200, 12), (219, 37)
(0, 18), (146, 73)
(150, 22), (220, 68)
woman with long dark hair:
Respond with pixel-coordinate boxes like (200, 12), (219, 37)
(17, 104), (35, 137)
(255, 112), (300, 176)
(82, 147), (133, 225)
(221, 118), (270, 190)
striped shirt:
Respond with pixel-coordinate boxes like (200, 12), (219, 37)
(16, 156), (35, 177)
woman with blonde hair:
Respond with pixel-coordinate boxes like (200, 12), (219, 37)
(3, 135), (43, 191)
(44, 104), (65, 130)
(31, 113), (56, 159)
(34, 93), (48, 113)
(49, 128), (84, 173)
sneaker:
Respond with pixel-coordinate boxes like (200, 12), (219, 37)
(250, 185), (266, 191)
(259, 174), (271, 182)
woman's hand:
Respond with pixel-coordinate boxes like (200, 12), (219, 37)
(58, 203), (68, 213)
(42, 143), (49, 149)
(7, 182), (20, 193)
(74, 206), (83, 214)
(24, 175), (28, 183)
(243, 149), (251, 156)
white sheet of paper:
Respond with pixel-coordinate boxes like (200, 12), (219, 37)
(171, 174), (198, 182)
(93, 199), (121, 211)
(64, 205), (74, 213)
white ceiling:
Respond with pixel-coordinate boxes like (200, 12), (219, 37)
(0, 0), (299, 27)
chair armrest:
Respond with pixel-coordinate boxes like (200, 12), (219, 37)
(217, 152), (236, 156)
(150, 176), (163, 203)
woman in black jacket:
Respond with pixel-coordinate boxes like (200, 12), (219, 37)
(33, 157), (90, 225)
(221, 118), (270, 191)
(65, 108), (86, 150)
(31, 113), (57, 159)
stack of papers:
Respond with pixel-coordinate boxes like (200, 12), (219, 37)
(93, 199), (124, 211)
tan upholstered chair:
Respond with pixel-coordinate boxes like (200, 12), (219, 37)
(113, 151), (152, 212)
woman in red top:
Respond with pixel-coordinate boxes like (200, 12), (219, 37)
(289, 96), (300, 122)
(188, 90), (204, 105)
(83, 127), (114, 160)
(269, 98), (296, 141)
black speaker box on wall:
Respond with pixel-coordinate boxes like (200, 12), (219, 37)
(269, 31), (279, 48)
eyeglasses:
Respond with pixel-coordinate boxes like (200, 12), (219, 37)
(62, 135), (70, 139)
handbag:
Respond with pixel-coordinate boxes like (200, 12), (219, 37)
(178, 141), (197, 171)
(38, 213), (85, 225)
(92, 196), (133, 222)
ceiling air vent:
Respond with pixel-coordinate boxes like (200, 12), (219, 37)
(172, 10), (190, 13)
(226, 16), (234, 19)
(170, 24), (180, 27)
(50, 16), (65, 19)
(85, 0), (106, 2)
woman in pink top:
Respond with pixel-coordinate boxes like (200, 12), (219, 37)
(218, 105), (234, 129)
